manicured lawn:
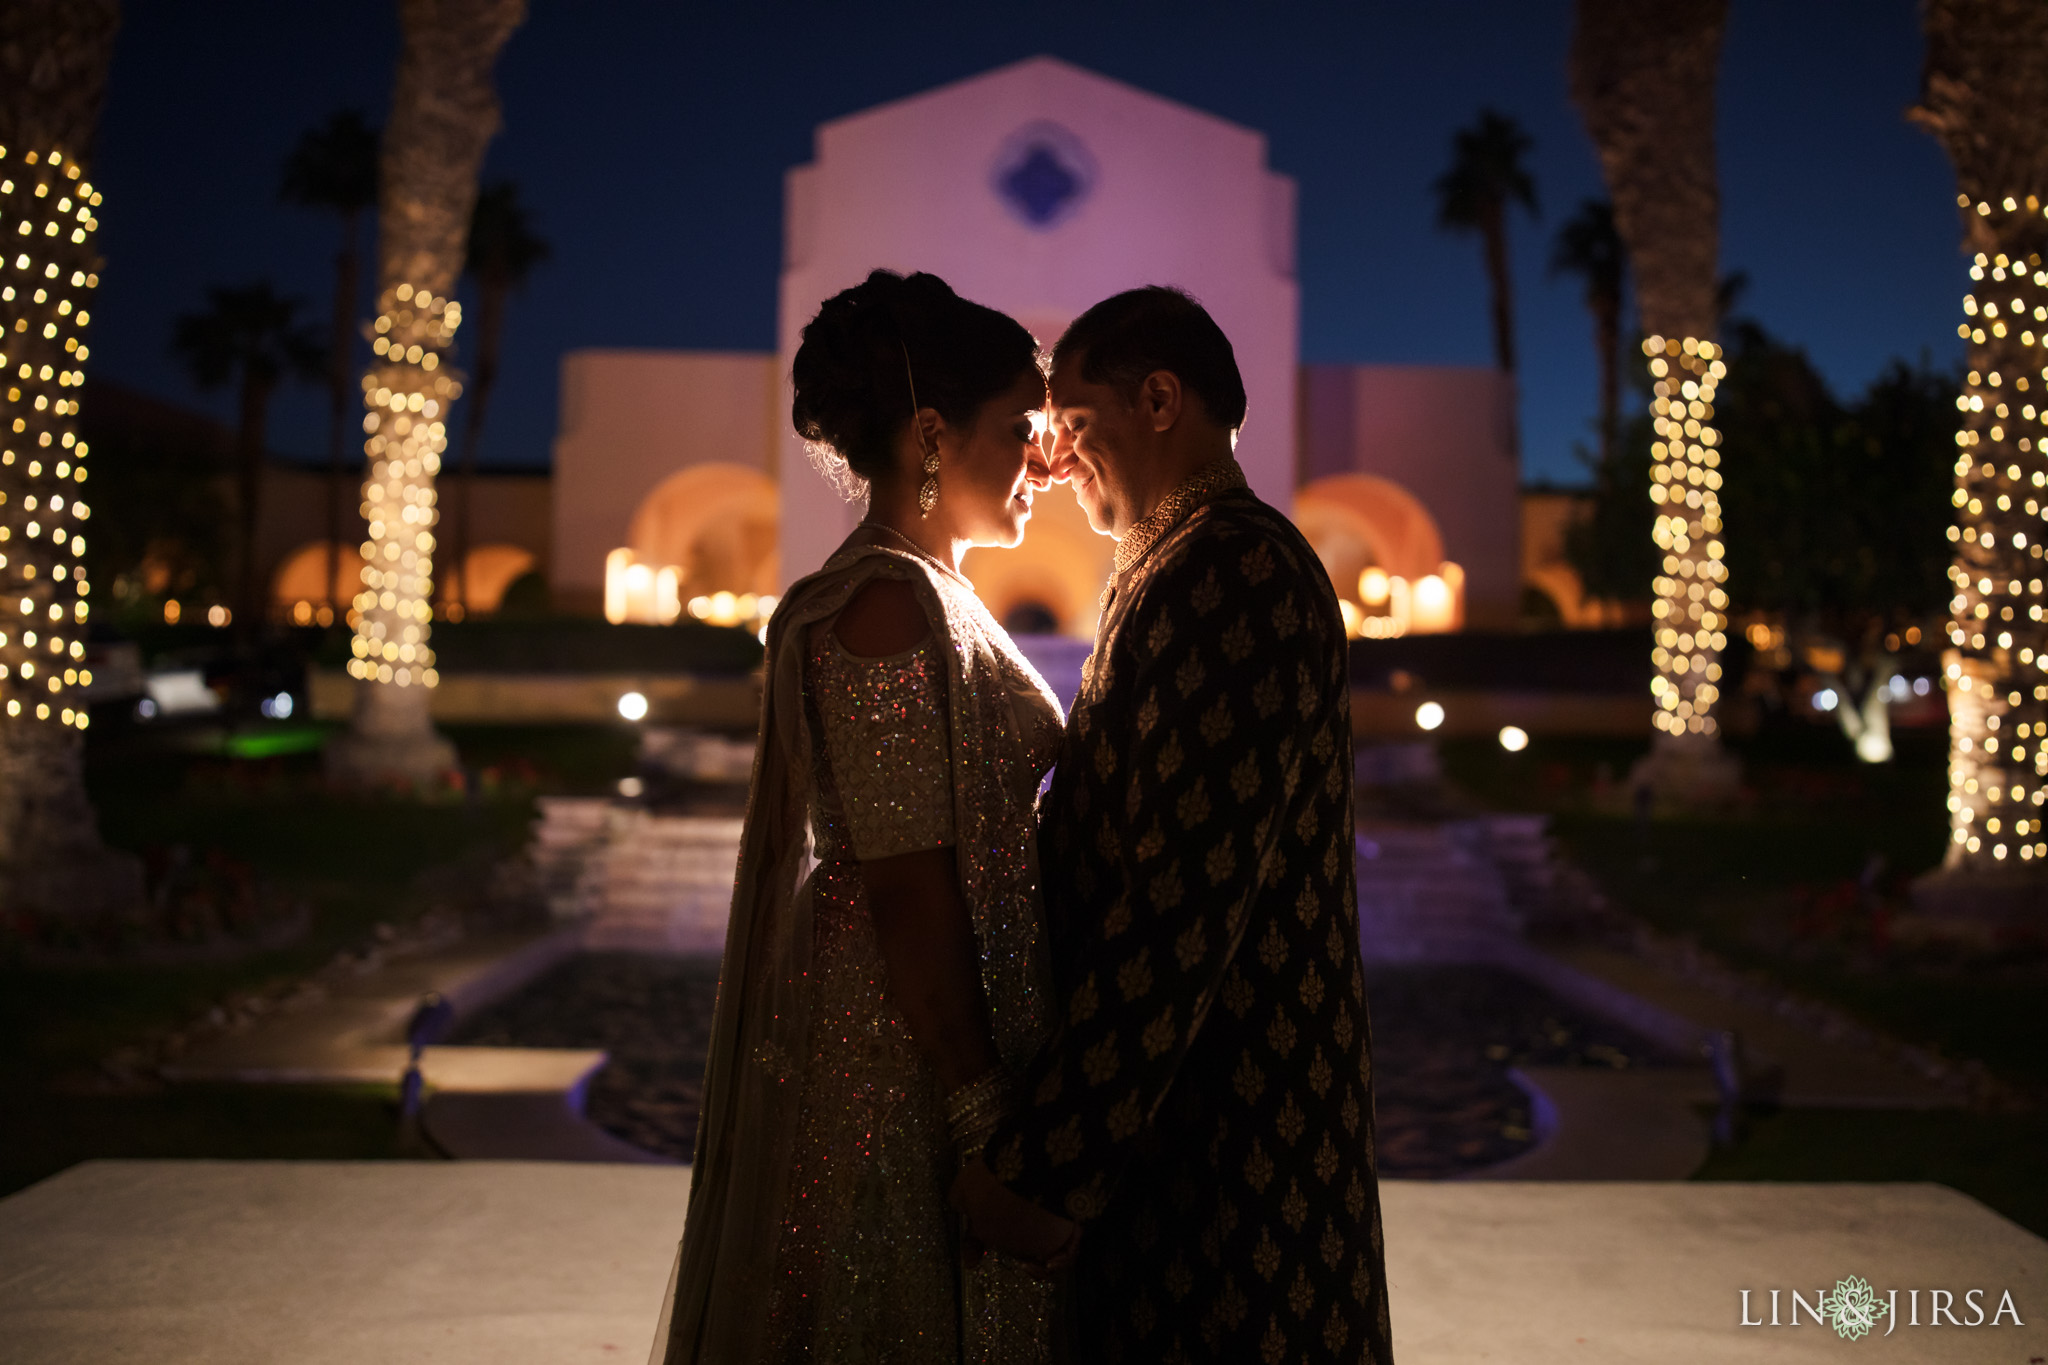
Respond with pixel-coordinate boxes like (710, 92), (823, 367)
(1437, 726), (2047, 1089)
(1437, 723), (2048, 1236)
(0, 720), (637, 1197)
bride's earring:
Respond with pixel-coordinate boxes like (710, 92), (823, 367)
(917, 434), (940, 517)
(900, 341), (939, 517)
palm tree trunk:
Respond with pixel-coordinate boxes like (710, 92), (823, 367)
(234, 373), (273, 636)
(1481, 202), (1523, 463)
(1571, 0), (1737, 802)
(454, 277), (506, 614)
(1593, 292), (1620, 468)
(328, 0), (525, 787)
(0, 0), (144, 932)
(1909, 0), (2048, 902)
(322, 211), (361, 617)
(1481, 202), (1516, 375)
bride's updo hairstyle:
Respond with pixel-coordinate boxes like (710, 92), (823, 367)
(792, 269), (1039, 498)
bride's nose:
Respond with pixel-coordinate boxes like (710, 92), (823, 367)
(1025, 445), (1053, 491)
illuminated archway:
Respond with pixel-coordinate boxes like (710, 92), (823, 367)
(627, 464), (779, 598)
(962, 482), (1112, 638)
(1295, 474), (1445, 585)
(445, 544), (538, 614)
(1524, 561), (1622, 629)
(271, 541), (364, 620)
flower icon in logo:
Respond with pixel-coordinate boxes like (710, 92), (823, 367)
(1818, 1275), (1888, 1341)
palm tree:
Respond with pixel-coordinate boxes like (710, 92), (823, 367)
(280, 111), (380, 619)
(1569, 2), (1726, 349)
(1571, 0), (1735, 796)
(1909, 0), (2048, 898)
(327, 0), (526, 787)
(171, 283), (323, 631)
(1550, 198), (1627, 467)
(451, 179), (548, 614)
(0, 0), (143, 929)
(1435, 110), (1539, 381)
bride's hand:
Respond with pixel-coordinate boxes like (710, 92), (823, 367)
(950, 1157), (1081, 1277)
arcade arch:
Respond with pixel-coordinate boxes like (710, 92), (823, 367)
(626, 464), (780, 598)
(1296, 474), (1446, 583)
(270, 541), (364, 623)
(962, 483), (1112, 638)
(444, 544), (539, 614)
(1294, 475), (1458, 634)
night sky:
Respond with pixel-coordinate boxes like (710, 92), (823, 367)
(88, 1), (1958, 485)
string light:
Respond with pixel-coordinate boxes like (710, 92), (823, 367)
(344, 282), (462, 689)
(0, 146), (98, 730)
(1942, 194), (2048, 867)
(1642, 335), (1728, 738)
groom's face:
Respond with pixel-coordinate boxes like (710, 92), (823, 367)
(1045, 356), (1153, 539)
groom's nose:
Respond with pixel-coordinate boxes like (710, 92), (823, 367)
(1045, 426), (1080, 484)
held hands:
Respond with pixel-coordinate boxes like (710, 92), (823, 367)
(949, 1157), (1082, 1277)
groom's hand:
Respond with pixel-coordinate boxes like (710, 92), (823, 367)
(950, 1156), (1080, 1276)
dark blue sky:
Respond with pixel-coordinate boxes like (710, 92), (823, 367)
(89, 0), (1959, 485)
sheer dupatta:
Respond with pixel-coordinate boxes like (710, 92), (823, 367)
(648, 539), (1059, 1364)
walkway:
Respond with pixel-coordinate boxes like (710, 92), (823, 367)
(163, 924), (658, 1164)
(1, 1161), (2038, 1363)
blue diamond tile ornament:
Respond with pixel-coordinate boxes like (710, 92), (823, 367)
(992, 121), (1097, 229)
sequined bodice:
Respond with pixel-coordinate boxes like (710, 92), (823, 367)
(805, 621), (1061, 865)
(804, 635), (955, 864)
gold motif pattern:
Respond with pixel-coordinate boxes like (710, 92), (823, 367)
(987, 494), (1393, 1364)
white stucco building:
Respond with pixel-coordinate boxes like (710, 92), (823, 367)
(542, 56), (1555, 636)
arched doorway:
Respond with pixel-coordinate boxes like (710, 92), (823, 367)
(961, 482), (1112, 638)
(270, 541), (364, 624)
(1295, 475), (1458, 635)
(627, 464), (779, 598)
(444, 544), (539, 614)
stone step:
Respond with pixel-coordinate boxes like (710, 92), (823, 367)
(1356, 823), (1522, 961)
(528, 807), (744, 955)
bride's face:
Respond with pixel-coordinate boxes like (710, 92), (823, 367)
(940, 369), (1051, 550)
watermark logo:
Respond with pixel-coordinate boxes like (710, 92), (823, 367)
(1817, 1276), (1887, 1341)
(1741, 1278), (2024, 1338)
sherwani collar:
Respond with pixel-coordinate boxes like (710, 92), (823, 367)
(1110, 455), (1249, 581)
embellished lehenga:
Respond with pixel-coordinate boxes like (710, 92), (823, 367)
(649, 533), (1064, 1365)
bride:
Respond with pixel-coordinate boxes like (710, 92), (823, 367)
(649, 270), (1079, 1364)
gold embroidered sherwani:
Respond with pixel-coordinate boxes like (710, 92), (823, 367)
(984, 464), (1394, 1364)
(651, 536), (1064, 1365)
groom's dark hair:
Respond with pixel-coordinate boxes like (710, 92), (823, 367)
(1053, 286), (1247, 431)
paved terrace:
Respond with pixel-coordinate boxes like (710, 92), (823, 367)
(1, 1161), (2040, 1363)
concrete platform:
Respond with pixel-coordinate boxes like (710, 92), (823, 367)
(1, 1162), (2040, 1362)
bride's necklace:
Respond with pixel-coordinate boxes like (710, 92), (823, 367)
(859, 520), (973, 589)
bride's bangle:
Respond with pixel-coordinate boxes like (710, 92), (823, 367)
(945, 1066), (1016, 1157)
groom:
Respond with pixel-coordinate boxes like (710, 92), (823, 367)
(954, 288), (1393, 1363)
